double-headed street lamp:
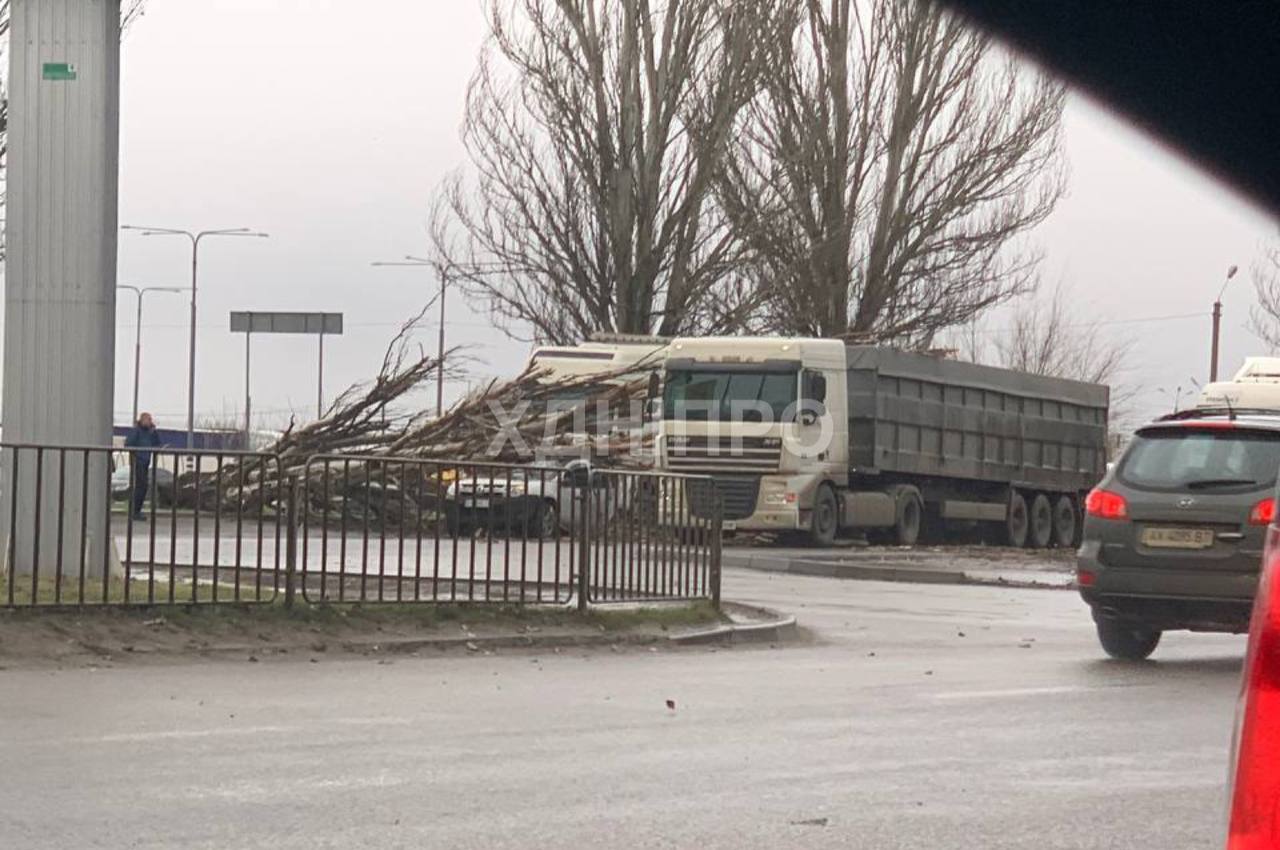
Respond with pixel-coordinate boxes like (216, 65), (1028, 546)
(372, 255), (446, 417)
(122, 226), (269, 448)
(117, 285), (186, 424)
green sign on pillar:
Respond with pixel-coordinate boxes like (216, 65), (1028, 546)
(42, 62), (77, 81)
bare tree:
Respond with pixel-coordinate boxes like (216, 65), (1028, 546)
(990, 286), (1130, 386)
(429, 0), (777, 344)
(1249, 243), (1280, 351)
(957, 283), (1134, 431)
(718, 0), (1065, 345)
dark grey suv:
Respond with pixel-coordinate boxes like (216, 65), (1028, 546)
(1077, 409), (1280, 659)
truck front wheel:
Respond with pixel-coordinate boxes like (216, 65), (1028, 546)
(808, 485), (838, 547)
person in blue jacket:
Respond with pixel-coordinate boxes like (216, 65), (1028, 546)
(125, 412), (163, 519)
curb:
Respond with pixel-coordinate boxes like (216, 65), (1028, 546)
(723, 552), (1075, 591)
(177, 630), (662, 660)
(118, 603), (802, 660)
(668, 601), (798, 646)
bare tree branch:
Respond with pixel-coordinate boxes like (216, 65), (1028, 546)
(1249, 242), (1280, 351)
(718, 0), (1065, 346)
(959, 282), (1135, 426)
(429, 0), (779, 344)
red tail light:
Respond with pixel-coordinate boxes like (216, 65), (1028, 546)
(1250, 498), (1277, 527)
(1227, 524), (1280, 848)
(1085, 488), (1128, 520)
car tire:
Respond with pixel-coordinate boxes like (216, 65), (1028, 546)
(525, 499), (559, 539)
(1096, 619), (1161, 661)
(893, 490), (923, 547)
(808, 485), (838, 547)
(1052, 495), (1078, 548)
(1028, 493), (1054, 549)
(445, 505), (472, 538)
(1005, 491), (1029, 548)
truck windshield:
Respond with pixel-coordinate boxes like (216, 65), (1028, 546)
(1119, 427), (1280, 490)
(662, 370), (797, 421)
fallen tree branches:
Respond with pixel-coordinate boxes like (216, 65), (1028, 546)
(186, 316), (658, 521)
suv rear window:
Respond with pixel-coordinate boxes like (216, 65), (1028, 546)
(1119, 427), (1280, 490)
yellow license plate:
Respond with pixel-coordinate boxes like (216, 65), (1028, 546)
(1141, 527), (1215, 549)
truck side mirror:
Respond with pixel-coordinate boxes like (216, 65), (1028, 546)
(643, 397), (662, 423)
(805, 371), (827, 404)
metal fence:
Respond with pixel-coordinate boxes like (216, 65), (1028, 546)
(584, 468), (722, 604)
(0, 443), (284, 607)
(1, 444), (721, 610)
(299, 456), (722, 608)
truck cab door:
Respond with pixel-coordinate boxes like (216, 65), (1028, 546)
(797, 369), (836, 463)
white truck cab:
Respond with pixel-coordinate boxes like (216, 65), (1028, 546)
(658, 337), (849, 538)
(524, 334), (669, 462)
(528, 334), (668, 387)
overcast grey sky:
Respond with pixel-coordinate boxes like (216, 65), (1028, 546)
(106, 0), (1277, 430)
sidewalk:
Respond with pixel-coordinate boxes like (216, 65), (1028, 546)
(721, 543), (1077, 589)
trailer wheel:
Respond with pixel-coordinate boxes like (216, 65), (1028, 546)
(893, 491), (923, 547)
(1052, 495), (1078, 549)
(1005, 491), (1029, 548)
(808, 485), (838, 547)
(1028, 493), (1054, 549)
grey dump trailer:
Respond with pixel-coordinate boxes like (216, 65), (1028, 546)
(844, 346), (1109, 546)
(658, 337), (1110, 547)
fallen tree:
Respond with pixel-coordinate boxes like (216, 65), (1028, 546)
(181, 317), (658, 522)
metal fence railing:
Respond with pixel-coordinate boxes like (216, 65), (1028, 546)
(300, 457), (575, 605)
(1, 445), (721, 610)
(0, 444), (284, 607)
(584, 469), (722, 605)
(299, 456), (722, 608)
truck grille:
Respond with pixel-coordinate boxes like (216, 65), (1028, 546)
(665, 435), (781, 473)
(686, 476), (761, 521)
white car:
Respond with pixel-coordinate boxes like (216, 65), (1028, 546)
(447, 459), (636, 538)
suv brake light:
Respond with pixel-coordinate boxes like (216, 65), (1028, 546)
(1228, 523), (1280, 848)
(1250, 498), (1277, 526)
(1085, 488), (1128, 520)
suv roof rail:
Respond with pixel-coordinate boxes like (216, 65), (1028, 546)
(1156, 406), (1280, 422)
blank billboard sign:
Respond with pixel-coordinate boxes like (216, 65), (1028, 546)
(230, 312), (343, 335)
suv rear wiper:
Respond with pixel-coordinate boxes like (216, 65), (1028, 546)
(1184, 478), (1258, 489)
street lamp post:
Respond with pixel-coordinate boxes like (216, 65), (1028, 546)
(1210, 264), (1241, 383)
(372, 256), (446, 417)
(116, 285), (186, 425)
(122, 226), (269, 448)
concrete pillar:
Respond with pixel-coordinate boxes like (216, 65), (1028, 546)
(3, 0), (121, 580)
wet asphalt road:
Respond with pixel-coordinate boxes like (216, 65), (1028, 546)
(0, 568), (1245, 849)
